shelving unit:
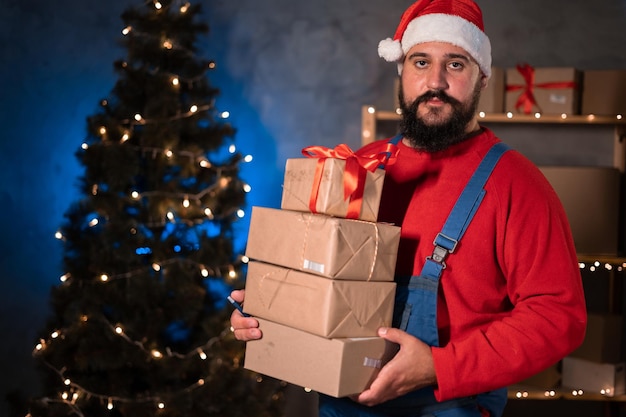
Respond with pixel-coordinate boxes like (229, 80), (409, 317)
(361, 106), (626, 171)
(361, 105), (626, 410)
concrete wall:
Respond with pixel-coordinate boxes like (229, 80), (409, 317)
(1, 0), (625, 415)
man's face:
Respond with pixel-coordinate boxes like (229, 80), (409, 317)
(398, 41), (486, 152)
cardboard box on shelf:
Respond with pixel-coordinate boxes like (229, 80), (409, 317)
(506, 66), (580, 115)
(581, 70), (626, 116)
(570, 313), (623, 364)
(245, 207), (400, 281)
(478, 67), (505, 114)
(562, 356), (625, 397)
(244, 318), (399, 398)
(516, 363), (561, 390)
(281, 157), (386, 222)
(539, 166), (621, 256)
(243, 261), (396, 338)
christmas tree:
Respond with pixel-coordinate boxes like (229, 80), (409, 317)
(28, 1), (285, 416)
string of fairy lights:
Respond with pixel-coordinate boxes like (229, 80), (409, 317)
(28, 1), (262, 415)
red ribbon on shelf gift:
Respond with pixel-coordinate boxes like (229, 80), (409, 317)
(506, 63), (578, 114)
(301, 143), (398, 219)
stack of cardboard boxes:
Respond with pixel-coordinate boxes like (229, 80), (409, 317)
(242, 148), (401, 397)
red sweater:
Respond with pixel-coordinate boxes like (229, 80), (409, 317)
(360, 128), (586, 402)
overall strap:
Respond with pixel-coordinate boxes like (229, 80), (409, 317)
(421, 142), (510, 280)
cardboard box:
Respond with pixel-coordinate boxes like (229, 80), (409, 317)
(581, 70), (626, 116)
(245, 207), (400, 281)
(570, 313), (623, 364)
(506, 67), (580, 115)
(562, 357), (625, 397)
(516, 363), (561, 390)
(244, 318), (399, 397)
(539, 166), (621, 256)
(281, 157), (385, 222)
(477, 67), (505, 114)
(244, 261), (396, 338)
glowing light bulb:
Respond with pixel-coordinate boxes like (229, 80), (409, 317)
(163, 40), (173, 49)
(88, 218), (99, 227)
(367, 107), (375, 114)
(152, 350), (163, 359)
(100, 274), (109, 282)
(199, 159), (211, 168)
(198, 349), (207, 360)
(134, 114), (143, 122)
(164, 149), (173, 158)
(243, 184), (252, 193)
(64, 378), (71, 386)
(81, 142), (88, 150)
(158, 402), (165, 409)
(236, 209), (245, 218)
(60, 274), (70, 283)
(121, 132), (130, 142)
(506, 112), (513, 119)
(154, 1), (162, 9)
(244, 154), (253, 162)
(241, 256), (249, 264)
(220, 111), (230, 118)
(51, 331), (59, 339)
(200, 268), (209, 277)
(55, 231), (63, 239)
(115, 326), (123, 334)
(183, 197), (190, 208)
(228, 144), (236, 153)
(172, 77), (179, 86)
(180, 2), (190, 13)
(190, 105), (198, 113)
(122, 26), (131, 35)
(99, 126), (107, 135)
(167, 211), (175, 221)
(152, 263), (161, 272)
(204, 208), (214, 219)
(107, 398), (114, 410)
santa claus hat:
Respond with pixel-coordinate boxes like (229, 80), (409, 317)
(378, 0), (491, 77)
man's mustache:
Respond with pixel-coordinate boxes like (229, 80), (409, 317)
(416, 90), (460, 106)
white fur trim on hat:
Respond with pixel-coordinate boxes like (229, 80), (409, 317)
(380, 13), (492, 78)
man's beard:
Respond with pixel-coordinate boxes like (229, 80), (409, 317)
(398, 80), (482, 152)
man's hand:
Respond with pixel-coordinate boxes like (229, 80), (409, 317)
(353, 327), (437, 406)
(229, 289), (262, 341)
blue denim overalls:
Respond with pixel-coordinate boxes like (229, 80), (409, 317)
(319, 136), (510, 417)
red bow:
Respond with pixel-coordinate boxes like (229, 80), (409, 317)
(301, 143), (397, 219)
(506, 63), (577, 114)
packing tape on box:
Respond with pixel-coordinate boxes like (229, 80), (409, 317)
(363, 357), (383, 368)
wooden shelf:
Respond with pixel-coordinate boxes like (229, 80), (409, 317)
(362, 106), (626, 125)
(508, 386), (626, 402)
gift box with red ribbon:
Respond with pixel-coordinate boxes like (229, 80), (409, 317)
(505, 64), (581, 115)
(280, 143), (397, 222)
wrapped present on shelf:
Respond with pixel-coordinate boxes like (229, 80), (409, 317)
(562, 356), (625, 397)
(244, 318), (399, 398)
(243, 261), (396, 338)
(245, 207), (400, 281)
(477, 67), (505, 114)
(539, 166), (620, 256)
(569, 313), (623, 364)
(281, 144), (397, 222)
(505, 64), (581, 115)
(581, 70), (626, 116)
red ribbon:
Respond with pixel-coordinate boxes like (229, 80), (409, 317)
(301, 143), (398, 219)
(506, 63), (577, 114)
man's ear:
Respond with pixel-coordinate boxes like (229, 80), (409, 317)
(480, 74), (489, 90)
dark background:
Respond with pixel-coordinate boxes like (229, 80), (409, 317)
(1, 0), (625, 415)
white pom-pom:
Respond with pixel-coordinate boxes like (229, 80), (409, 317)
(378, 38), (404, 62)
